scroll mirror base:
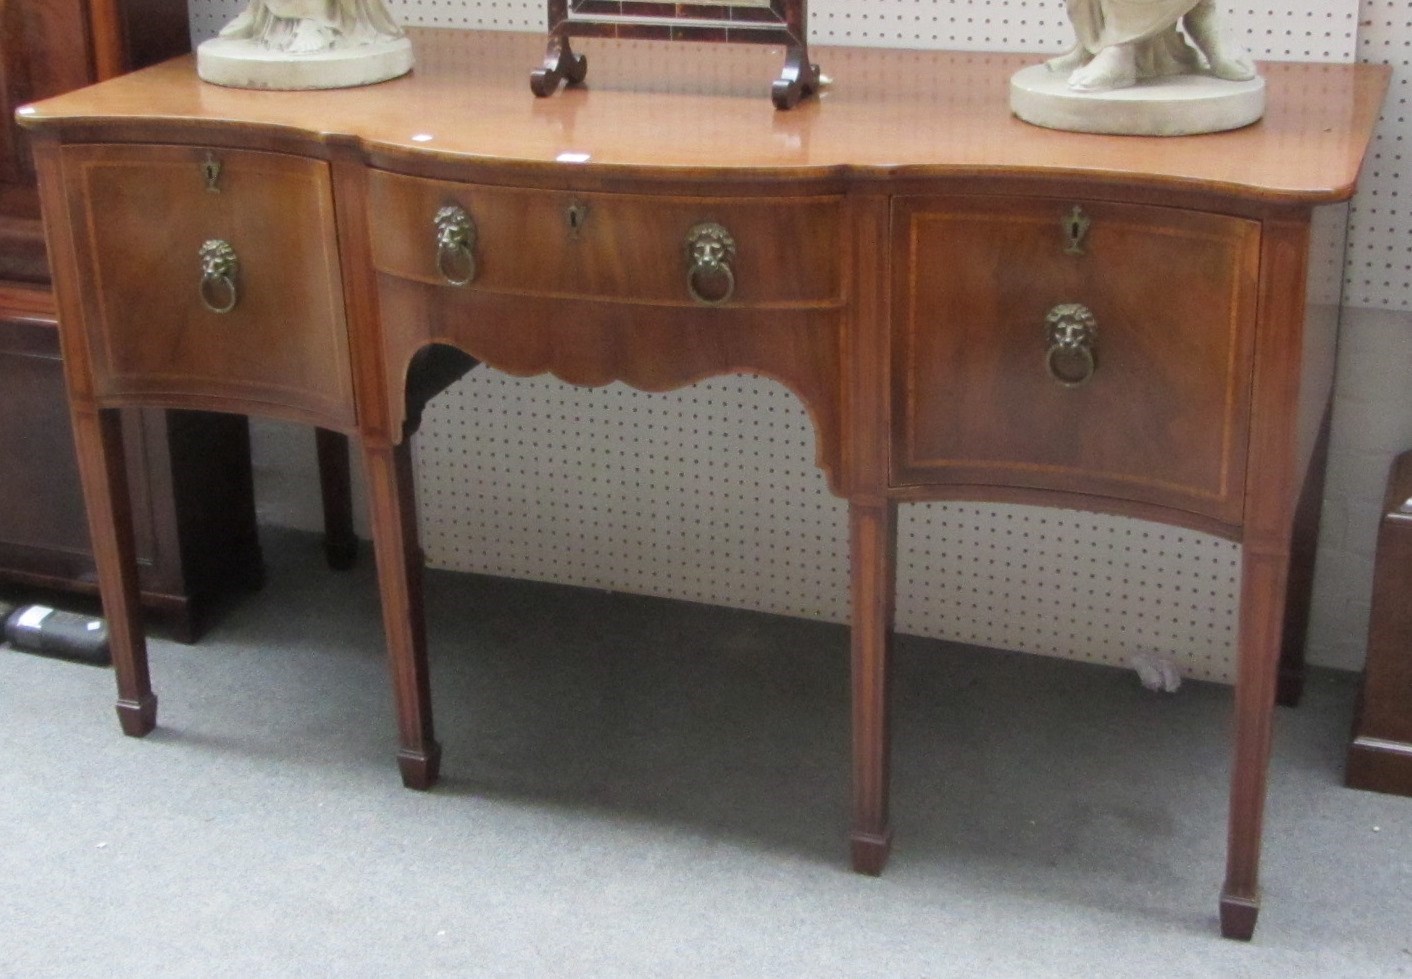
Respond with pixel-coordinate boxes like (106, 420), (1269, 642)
(531, 0), (820, 109)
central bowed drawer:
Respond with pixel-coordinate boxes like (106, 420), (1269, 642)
(366, 170), (842, 307)
(60, 144), (355, 428)
(891, 195), (1261, 525)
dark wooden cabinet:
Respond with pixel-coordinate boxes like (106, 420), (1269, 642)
(0, 0), (262, 640)
(1346, 449), (1412, 796)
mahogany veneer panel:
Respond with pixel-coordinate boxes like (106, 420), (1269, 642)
(374, 275), (846, 490)
(367, 172), (843, 306)
(62, 144), (355, 429)
(892, 196), (1260, 526)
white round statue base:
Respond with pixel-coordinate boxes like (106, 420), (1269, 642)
(1009, 64), (1265, 136)
(197, 36), (413, 90)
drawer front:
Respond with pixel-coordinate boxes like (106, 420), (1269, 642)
(63, 144), (354, 427)
(892, 196), (1260, 524)
(367, 170), (842, 307)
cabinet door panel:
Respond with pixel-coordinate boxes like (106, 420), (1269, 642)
(0, 316), (157, 570)
(891, 196), (1260, 525)
(62, 144), (355, 428)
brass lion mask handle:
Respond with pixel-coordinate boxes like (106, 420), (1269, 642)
(1044, 302), (1098, 387)
(434, 204), (477, 286)
(685, 222), (737, 306)
(198, 239), (239, 314)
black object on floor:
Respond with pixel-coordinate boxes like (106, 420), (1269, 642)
(3, 603), (111, 665)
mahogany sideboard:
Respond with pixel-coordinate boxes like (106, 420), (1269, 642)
(18, 30), (1387, 939)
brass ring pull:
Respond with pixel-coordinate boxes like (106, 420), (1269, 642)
(434, 204), (477, 286)
(1044, 302), (1098, 387)
(198, 239), (239, 314)
(685, 222), (737, 306)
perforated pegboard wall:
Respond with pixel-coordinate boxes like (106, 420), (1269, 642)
(1347, 0), (1412, 308)
(195, 0), (1398, 683)
(191, 0), (1360, 60)
(416, 373), (1242, 683)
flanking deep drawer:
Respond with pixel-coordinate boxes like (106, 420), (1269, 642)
(891, 195), (1261, 525)
(61, 144), (355, 428)
(366, 170), (843, 308)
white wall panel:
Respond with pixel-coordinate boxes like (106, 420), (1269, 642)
(193, 0), (1359, 61)
(414, 372), (1243, 683)
(1347, 0), (1412, 308)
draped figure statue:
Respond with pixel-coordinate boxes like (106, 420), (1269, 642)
(1048, 0), (1255, 92)
(218, 0), (405, 55)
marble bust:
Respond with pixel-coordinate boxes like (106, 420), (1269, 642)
(1009, 0), (1265, 135)
(197, 0), (414, 90)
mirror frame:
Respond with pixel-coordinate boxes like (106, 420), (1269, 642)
(530, 0), (820, 109)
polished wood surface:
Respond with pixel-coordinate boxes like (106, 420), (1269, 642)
(21, 31), (1387, 202)
(61, 144), (355, 428)
(842, 190), (894, 873)
(374, 279), (846, 490)
(328, 144), (443, 789)
(368, 173), (842, 304)
(892, 195), (1260, 527)
(20, 29), (1388, 940)
(1346, 450), (1412, 796)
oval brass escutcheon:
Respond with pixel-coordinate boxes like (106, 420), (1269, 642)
(566, 201), (589, 237)
(202, 153), (222, 193)
(1063, 205), (1091, 255)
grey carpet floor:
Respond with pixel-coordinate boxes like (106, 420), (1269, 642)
(1, 527), (1409, 977)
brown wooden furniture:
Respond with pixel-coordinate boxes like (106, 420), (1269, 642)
(1346, 449), (1412, 796)
(19, 31), (1386, 939)
(0, 0), (270, 639)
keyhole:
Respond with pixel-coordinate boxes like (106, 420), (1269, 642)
(566, 203), (588, 236)
(1063, 205), (1090, 255)
(203, 155), (222, 193)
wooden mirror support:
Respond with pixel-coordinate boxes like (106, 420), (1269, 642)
(531, 0), (820, 109)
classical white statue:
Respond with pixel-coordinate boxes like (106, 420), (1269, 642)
(197, 0), (414, 89)
(217, 0), (405, 55)
(1047, 0), (1256, 92)
(1009, 0), (1264, 135)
